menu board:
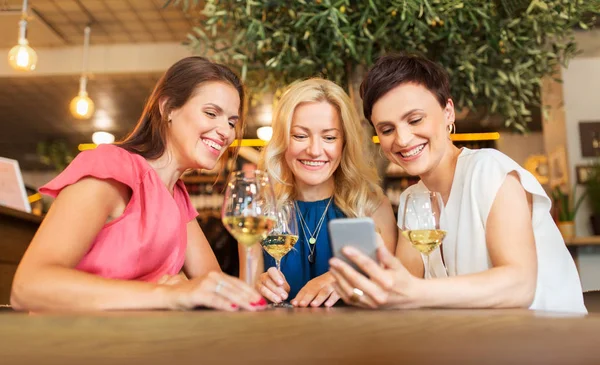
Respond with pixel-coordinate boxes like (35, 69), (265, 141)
(0, 157), (31, 213)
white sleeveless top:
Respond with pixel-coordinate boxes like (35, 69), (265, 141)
(397, 148), (587, 314)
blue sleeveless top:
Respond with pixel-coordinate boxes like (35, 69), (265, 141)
(263, 198), (346, 300)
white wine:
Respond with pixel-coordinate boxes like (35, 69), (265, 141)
(402, 229), (446, 255)
(261, 234), (299, 260)
(223, 216), (277, 248)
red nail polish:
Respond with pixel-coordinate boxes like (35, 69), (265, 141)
(231, 304), (238, 309)
(250, 298), (268, 307)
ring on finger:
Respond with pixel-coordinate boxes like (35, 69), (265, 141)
(350, 288), (364, 303)
(215, 280), (225, 294)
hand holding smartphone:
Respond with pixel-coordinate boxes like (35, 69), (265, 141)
(329, 217), (380, 274)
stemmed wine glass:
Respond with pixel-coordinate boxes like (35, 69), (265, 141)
(261, 200), (299, 307)
(222, 170), (277, 285)
(401, 191), (446, 278)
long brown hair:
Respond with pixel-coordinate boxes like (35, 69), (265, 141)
(118, 56), (245, 167)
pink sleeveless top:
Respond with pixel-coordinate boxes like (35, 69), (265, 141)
(39, 144), (198, 282)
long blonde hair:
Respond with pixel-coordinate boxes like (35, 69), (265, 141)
(260, 78), (384, 218)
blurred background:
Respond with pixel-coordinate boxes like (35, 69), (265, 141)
(1, 0), (599, 294)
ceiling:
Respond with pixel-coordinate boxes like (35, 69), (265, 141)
(0, 72), (161, 168)
(0, 0), (193, 47)
(0, 0), (200, 169)
(0, 0), (541, 171)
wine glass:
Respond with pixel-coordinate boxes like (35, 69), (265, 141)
(222, 170), (277, 286)
(401, 191), (446, 279)
(261, 200), (299, 307)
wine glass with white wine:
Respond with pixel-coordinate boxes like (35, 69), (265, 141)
(222, 170), (277, 286)
(401, 191), (446, 278)
(261, 200), (299, 307)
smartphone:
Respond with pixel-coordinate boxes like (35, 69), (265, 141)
(329, 217), (379, 274)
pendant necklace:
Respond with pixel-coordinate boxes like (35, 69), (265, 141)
(296, 197), (333, 264)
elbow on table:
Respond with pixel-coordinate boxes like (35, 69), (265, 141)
(10, 267), (39, 311)
(510, 272), (537, 309)
(10, 277), (28, 311)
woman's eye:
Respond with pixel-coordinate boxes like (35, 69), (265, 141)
(380, 128), (394, 135)
(409, 118), (423, 125)
(205, 111), (216, 118)
(228, 120), (235, 128)
(293, 135), (307, 139)
(324, 136), (337, 142)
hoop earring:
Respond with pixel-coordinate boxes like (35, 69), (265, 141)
(447, 123), (455, 134)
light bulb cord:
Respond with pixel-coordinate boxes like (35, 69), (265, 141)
(79, 75), (88, 94)
(17, 0), (29, 42)
(81, 26), (91, 78)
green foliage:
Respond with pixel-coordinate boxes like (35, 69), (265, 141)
(36, 140), (74, 172)
(552, 184), (587, 222)
(165, 0), (600, 131)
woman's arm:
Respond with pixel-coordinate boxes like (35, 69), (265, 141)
(11, 178), (263, 312)
(182, 220), (222, 278)
(11, 177), (177, 310)
(370, 196), (398, 255)
(330, 172), (537, 309)
(415, 172), (537, 308)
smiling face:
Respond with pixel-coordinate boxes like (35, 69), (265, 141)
(284, 101), (344, 194)
(166, 81), (240, 170)
(372, 82), (454, 177)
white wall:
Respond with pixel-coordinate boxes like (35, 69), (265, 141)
(562, 30), (600, 291)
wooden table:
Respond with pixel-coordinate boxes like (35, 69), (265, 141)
(1, 308), (599, 365)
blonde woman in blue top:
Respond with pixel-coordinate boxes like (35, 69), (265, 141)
(241, 78), (397, 307)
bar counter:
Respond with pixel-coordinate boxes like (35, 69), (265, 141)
(0, 205), (42, 304)
(1, 307), (598, 364)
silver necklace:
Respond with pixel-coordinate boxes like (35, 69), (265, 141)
(296, 198), (333, 264)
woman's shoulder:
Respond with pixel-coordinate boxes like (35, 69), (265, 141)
(459, 148), (518, 169)
(40, 144), (149, 198)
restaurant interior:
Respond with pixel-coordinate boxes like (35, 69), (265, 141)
(1, 0), (600, 363)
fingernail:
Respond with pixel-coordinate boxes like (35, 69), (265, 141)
(329, 259), (340, 267)
(280, 292), (288, 300)
(250, 298), (268, 307)
(231, 304), (238, 309)
(300, 301), (307, 306)
(291, 300), (297, 306)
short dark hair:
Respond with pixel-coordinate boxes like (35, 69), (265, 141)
(360, 53), (451, 124)
(119, 56), (245, 160)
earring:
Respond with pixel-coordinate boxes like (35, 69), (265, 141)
(447, 123), (455, 134)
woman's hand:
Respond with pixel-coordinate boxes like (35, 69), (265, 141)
(256, 267), (290, 304)
(329, 246), (422, 309)
(167, 271), (267, 311)
(291, 272), (340, 308)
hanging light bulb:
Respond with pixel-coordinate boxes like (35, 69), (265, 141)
(70, 26), (94, 119)
(8, 0), (37, 71)
(92, 131), (115, 145)
(69, 83), (95, 119)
